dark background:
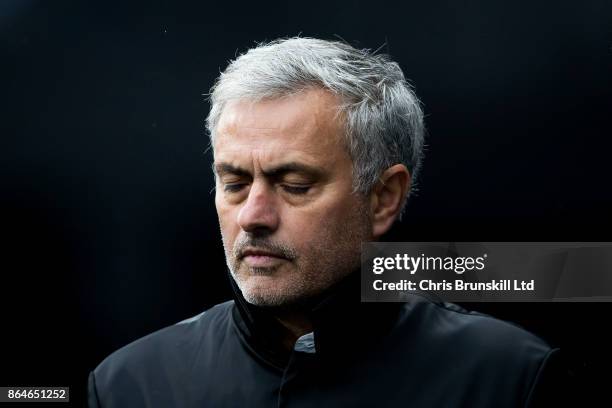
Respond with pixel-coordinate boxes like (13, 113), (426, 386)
(1, 0), (610, 405)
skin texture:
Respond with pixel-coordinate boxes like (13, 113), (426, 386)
(213, 88), (410, 342)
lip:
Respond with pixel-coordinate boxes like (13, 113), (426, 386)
(240, 248), (287, 268)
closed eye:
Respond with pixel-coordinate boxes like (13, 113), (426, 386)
(224, 183), (247, 193)
(281, 184), (311, 195)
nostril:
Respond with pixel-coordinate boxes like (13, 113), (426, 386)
(248, 227), (274, 238)
(239, 217), (277, 234)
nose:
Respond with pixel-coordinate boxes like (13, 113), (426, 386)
(237, 180), (280, 234)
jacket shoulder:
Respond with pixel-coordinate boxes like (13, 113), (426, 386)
(397, 297), (556, 386)
(89, 301), (234, 406)
(389, 298), (566, 407)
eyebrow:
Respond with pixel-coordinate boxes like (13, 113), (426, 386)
(214, 162), (323, 179)
(214, 163), (251, 178)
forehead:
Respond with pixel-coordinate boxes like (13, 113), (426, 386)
(213, 89), (347, 166)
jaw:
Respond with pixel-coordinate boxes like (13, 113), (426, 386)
(233, 266), (299, 306)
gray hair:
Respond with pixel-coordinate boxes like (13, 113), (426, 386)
(206, 37), (425, 216)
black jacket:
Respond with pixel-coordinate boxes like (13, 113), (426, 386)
(89, 272), (568, 407)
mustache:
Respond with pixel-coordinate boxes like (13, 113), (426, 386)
(235, 237), (297, 261)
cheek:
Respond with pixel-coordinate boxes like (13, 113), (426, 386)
(216, 202), (239, 242)
(281, 194), (358, 246)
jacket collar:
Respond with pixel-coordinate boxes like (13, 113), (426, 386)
(229, 269), (403, 368)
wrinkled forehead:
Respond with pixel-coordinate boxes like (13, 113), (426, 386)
(212, 89), (349, 165)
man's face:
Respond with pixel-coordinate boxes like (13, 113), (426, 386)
(213, 88), (373, 307)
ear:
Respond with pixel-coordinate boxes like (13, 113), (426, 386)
(369, 164), (411, 238)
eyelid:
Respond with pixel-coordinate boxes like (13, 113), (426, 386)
(221, 179), (312, 194)
(281, 184), (311, 194)
(223, 183), (247, 192)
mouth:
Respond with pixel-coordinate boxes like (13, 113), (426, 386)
(240, 247), (288, 268)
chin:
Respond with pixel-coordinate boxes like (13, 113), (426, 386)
(239, 278), (307, 307)
(242, 290), (294, 307)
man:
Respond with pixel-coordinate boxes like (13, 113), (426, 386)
(89, 37), (568, 407)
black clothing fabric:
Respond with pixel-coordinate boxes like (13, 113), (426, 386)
(89, 272), (567, 407)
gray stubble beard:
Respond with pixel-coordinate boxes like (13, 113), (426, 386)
(221, 198), (372, 307)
